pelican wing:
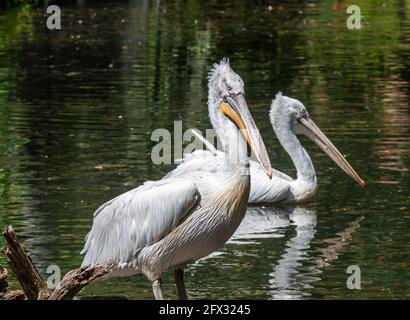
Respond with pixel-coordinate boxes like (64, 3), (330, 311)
(81, 178), (201, 267)
(169, 148), (291, 203)
(248, 160), (291, 204)
(169, 148), (292, 203)
(166, 129), (223, 178)
(166, 149), (223, 178)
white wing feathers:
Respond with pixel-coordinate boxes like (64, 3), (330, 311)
(248, 161), (290, 204)
(167, 130), (222, 178)
(81, 178), (200, 267)
(166, 150), (223, 178)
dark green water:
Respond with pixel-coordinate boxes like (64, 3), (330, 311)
(0, 0), (409, 299)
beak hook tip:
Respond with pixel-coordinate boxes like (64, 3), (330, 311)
(359, 179), (366, 188)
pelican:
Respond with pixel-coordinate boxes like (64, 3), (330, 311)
(170, 93), (364, 204)
(80, 59), (272, 300)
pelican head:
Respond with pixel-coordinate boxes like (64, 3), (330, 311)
(270, 92), (365, 186)
(207, 58), (272, 178)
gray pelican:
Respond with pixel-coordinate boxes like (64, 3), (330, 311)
(171, 93), (364, 204)
(80, 59), (272, 300)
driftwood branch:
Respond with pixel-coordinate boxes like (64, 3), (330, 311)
(0, 267), (25, 300)
(48, 263), (113, 300)
(3, 226), (50, 299)
(0, 267), (7, 292)
(1, 225), (113, 300)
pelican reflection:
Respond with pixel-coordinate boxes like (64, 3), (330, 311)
(268, 206), (317, 299)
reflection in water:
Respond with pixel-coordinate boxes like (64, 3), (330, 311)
(373, 78), (410, 181)
(230, 206), (317, 299)
(269, 211), (364, 300)
(226, 206), (317, 299)
(192, 206), (314, 298)
(229, 206), (364, 300)
(315, 216), (364, 269)
(268, 207), (317, 300)
(231, 207), (291, 242)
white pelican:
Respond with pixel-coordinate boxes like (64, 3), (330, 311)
(80, 59), (272, 300)
(170, 93), (364, 204)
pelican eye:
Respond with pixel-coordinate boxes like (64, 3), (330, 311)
(300, 109), (308, 118)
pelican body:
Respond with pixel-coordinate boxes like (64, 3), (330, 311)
(171, 93), (364, 204)
(80, 59), (272, 299)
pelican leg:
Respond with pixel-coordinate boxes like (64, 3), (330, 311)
(152, 279), (164, 300)
(174, 268), (187, 300)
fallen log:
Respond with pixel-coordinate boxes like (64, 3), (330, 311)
(1, 225), (113, 300)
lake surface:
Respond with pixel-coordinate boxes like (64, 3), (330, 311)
(0, 0), (409, 299)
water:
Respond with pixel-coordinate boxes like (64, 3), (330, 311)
(0, 0), (409, 299)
